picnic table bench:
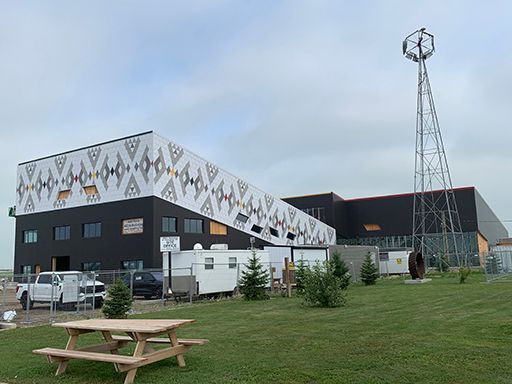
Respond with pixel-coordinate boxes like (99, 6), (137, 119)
(33, 319), (208, 384)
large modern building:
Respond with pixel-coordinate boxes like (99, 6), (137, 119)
(284, 188), (508, 264)
(14, 132), (336, 274)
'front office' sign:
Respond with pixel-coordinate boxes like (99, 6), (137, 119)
(160, 236), (180, 252)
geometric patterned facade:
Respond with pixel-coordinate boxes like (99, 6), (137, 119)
(16, 131), (336, 246)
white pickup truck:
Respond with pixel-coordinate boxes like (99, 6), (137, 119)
(15, 271), (107, 310)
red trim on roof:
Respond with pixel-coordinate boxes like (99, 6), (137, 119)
(344, 186), (475, 202)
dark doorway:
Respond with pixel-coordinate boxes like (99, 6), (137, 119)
(51, 256), (70, 271)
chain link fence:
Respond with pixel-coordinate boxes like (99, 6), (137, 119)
(483, 250), (512, 282)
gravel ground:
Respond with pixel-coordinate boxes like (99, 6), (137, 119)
(1, 283), (182, 327)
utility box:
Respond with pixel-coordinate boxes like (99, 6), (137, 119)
(379, 250), (411, 275)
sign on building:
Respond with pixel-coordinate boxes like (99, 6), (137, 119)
(122, 218), (144, 235)
(160, 236), (180, 252)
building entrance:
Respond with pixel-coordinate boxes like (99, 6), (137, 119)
(51, 256), (70, 271)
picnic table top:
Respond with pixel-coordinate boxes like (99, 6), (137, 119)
(52, 319), (195, 333)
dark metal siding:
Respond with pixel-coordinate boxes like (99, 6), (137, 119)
(14, 196), (270, 272)
(343, 188), (479, 238)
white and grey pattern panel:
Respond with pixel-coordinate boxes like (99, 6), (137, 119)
(153, 133), (336, 246)
(16, 133), (154, 215)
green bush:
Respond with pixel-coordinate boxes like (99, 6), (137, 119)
(302, 261), (346, 308)
(329, 250), (351, 290)
(459, 267), (471, 284)
(102, 279), (133, 319)
(360, 253), (379, 286)
(238, 250), (270, 300)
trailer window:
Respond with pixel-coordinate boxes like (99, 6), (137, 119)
(205, 257), (214, 270)
(229, 257), (237, 269)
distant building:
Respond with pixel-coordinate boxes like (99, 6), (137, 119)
(14, 132), (335, 274)
(283, 188), (508, 262)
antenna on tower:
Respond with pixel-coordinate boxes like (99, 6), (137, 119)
(403, 28), (466, 268)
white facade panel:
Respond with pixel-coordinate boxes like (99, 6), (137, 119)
(16, 131), (336, 246)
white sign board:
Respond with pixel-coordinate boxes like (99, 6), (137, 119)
(160, 236), (180, 252)
(122, 218), (144, 235)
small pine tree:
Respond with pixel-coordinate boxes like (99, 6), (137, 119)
(360, 252), (379, 286)
(102, 279), (133, 319)
(295, 259), (307, 295)
(329, 250), (351, 290)
(238, 250), (269, 300)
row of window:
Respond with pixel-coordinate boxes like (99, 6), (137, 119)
(22, 217), (227, 244)
(22, 223), (101, 243)
(22, 257), (240, 273)
(302, 207), (326, 222)
(204, 257), (237, 269)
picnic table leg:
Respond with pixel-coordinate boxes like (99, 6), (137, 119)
(55, 333), (79, 375)
(123, 339), (147, 384)
(168, 331), (186, 368)
(102, 331), (119, 354)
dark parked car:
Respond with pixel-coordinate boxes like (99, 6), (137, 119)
(123, 271), (163, 299)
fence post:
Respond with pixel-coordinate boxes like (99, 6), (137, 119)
(92, 272), (96, 316)
(189, 264), (194, 304)
(22, 273), (32, 324)
(83, 273), (88, 317)
(75, 273), (80, 314)
(49, 273), (56, 323)
(130, 270), (134, 299)
(1, 278), (6, 311)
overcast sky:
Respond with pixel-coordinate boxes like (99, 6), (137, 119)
(1, 1), (511, 268)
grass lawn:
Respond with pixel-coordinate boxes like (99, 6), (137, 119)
(1, 273), (511, 383)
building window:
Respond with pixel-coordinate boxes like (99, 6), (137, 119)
(121, 260), (143, 270)
(210, 221), (227, 235)
(235, 212), (249, 223)
(23, 230), (38, 243)
(251, 224), (263, 234)
(205, 257), (214, 270)
(286, 232), (296, 241)
(269, 227), (279, 237)
(54, 226), (70, 240)
(83, 222), (102, 238)
(302, 207), (326, 222)
(82, 262), (102, 271)
(229, 257), (237, 269)
(21, 265), (32, 274)
(83, 185), (98, 195)
(57, 189), (71, 200)
(363, 224), (382, 231)
(184, 218), (203, 234)
(162, 217), (177, 233)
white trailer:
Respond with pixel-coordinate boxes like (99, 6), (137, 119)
(171, 249), (270, 295)
(379, 250), (410, 275)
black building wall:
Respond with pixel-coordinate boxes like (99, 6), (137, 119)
(283, 187), (502, 243)
(343, 187), (479, 239)
(14, 196), (269, 273)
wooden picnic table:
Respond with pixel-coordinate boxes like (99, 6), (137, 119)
(33, 319), (208, 384)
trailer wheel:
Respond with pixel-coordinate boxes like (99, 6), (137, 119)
(93, 298), (103, 309)
(20, 293), (33, 310)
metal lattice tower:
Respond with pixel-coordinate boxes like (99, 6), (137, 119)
(402, 28), (465, 267)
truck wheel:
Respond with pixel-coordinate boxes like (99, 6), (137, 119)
(20, 293), (33, 310)
(93, 299), (103, 309)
